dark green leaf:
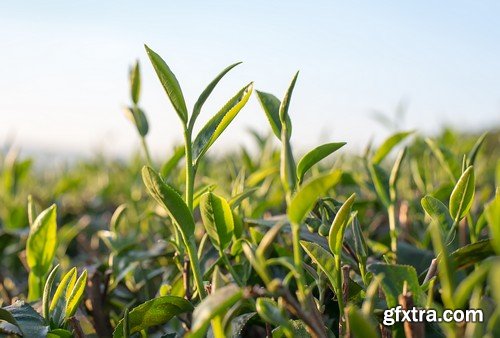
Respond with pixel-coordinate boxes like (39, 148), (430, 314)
(129, 60), (141, 104)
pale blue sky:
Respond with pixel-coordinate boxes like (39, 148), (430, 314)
(1, 1), (499, 157)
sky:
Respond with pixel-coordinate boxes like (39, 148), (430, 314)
(1, 1), (499, 158)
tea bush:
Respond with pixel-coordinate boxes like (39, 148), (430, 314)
(0, 46), (499, 338)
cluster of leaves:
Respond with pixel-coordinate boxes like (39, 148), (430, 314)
(0, 46), (499, 338)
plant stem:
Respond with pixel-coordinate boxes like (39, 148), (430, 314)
(334, 256), (345, 329)
(186, 237), (207, 299)
(291, 223), (306, 303)
(220, 251), (243, 286)
(388, 203), (397, 260)
(140, 136), (152, 166)
(184, 129), (195, 211)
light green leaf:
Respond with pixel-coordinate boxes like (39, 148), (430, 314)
(145, 45), (188, 124)
(346, 305), (379, 338)
(288, 170), (342, 224)
(372, 131), (413, 164)
(129, 60), (140, 104)
(279, 72), (299, 124)
(467, 132), (488, 166)
(192, 82), (253, 165)
(429, 220), (455, 308)
(113, 296), (194, 338)
(65, 270), (88, 319)
(454, 260), (493, 309)
(421, 195), (453, 233)
(26, 204), (57, 278)
(485, 190), (500, 255)
(368, 163), (390, 207)
(43, 264), (60, 320)
(142, 166), (195, 239)
(200, 192), (234, 251)
(328, 193), (356, 256)
(190, 62), (241, 130)
(188, 284), (242, 338)
(449, 165), (475, 222)
(296, 142), (346, 183)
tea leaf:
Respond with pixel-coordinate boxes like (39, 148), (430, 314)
(65, 270), (87, 319)
(368, 264), (425, 308)
(124, 106), (149, 137)
(3, 301), (49, 337)
(26, 204), (57, 277)
(129, 60), (141, 104)
(372, 130), (413, 164)
(256, 90), (290, 139)
(346, 305), (379, 338)
(300, 240), (336, 287)
(296, 142), (346, 183)
(256, 298), (291, 330)
(421, 195), (453, 233)
(188, 284), (242, 338)
(192, 82), (253, 165)
(485, 190), (500, 255)
(190, 62), (242, 130)
(449, 165), (475, 222)
(142, 166), (195, 239)
(200, 192), (234, 251)
(467, 132), (488, 166)
(328, 193), (356, 256)
(288, 170), (342, 224)
(43, 264), (60, 320)
(454, 260), (492, 309)
(113, 296), (194, 338)
(279, 71), (299, 124)
(145, 45), (188, 124)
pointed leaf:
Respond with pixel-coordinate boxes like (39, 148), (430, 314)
(297, 142), (346, 183)
(449, 165), (475, 221)
(279, 72), (299, 124)
(190, 62), (241, 130)
(65, 270), (88, 319)
(328, 193), (356, 256)
(113, 296), (194, 338)
(124, 106), (149, 137)
(288, 170), (342, 224)
(372, 131), (413, 164)
(142, 166), (195, 239)
(300, 240), (336, 287)
(192, 83), (253, 164)
(145, 45), (188, 124)
(421, 195), (453, 233)
(256, 90), (290, 140)
(200, 192), (234, 251)
(129, 60), (141, 104)
(26, 204), (57, 278)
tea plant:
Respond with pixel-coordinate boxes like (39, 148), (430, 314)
(0, 45), (498, 338)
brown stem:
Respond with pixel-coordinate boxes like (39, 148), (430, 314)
(398, 285), (425, 338)
(183, 256), (191, 301)
(87, 269), (113, 338)
(68, 317), (85, 338)
(423, 259), (438, 284)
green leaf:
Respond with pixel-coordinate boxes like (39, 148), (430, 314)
(49, 268), (77, 325)
(485, 190), (500, 255)
(199, 192), (234, 251)
(279, 72), (299, 124)
(449, 165), (475, 222)
(372, 131), (413, 164)
(228, 188), (258, 208)
(280, 127), (296, 194)
(328, 193), (356, 256)
(255, 90), (290, 140)
(256, 298), (291, 332)
(47, 328), (73, 338)
(368, 264), (425, 308)
(288, 170), (342, 224)
(368, 163), (390, 207)
(129, 60), (141, 104)
(425, 138), (460, 182)
(429, 220), (455, 308)
(161, 145), (185, 178)
(142, 166), (195, 239)
(467, 132), (488, 166)
(188, 284), (242, 338)
(113, 296), (194, 338)
(450, 239), (494, 270)
(145, 45), (188, 124)
(26, 204), (57, 278)
(296, 142), (346, 183)
(300, 240), (336, 288)
(124, 106), (149, 137)
(65, 270), (87, 319)
(421, 195), (453, 233)
(192, 82), (253, 165)
(346, 305), (379, 338)
(3, 301), (49, 337)
(454, 260), (493, 309)
(190, 62), (242, 130)
(228, 312), (255, 338)
(43, 264), (60, 320)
